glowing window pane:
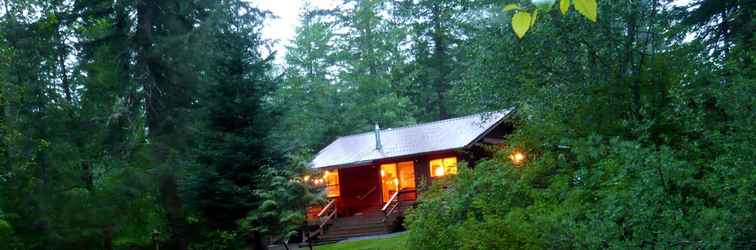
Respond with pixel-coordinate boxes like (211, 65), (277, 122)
(380, 164), (398, 202)
(398, 161), (415, 190)
(444, 157), (458, 175)
(324, 170), (340, 197)
(430, 157), (458, 178)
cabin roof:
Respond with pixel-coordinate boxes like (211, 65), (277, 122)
(310, 108), (514, 169)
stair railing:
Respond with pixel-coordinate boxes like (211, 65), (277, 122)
(308, 199), (337, 240)
(357, 187), (377, 201)
(381, 191), (401, 221)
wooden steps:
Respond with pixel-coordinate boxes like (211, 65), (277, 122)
(319, 211), (388, 242)
(302, 200), (416, 246)
(300, 210), (390, 245)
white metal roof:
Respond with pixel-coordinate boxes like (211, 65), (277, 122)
(310, 109), (514, 169)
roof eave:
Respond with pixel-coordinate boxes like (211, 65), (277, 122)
(310, 148), (463, 170)
(463, 108), (516, 149)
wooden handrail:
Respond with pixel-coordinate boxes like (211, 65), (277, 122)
(357, 187), (377, 201)
(381, 191), (400, 212)
(317, 199), (336, 217)
(307, 199), (337, 241)
(315, 206), (337, 237)
(385, 200), (400, 217)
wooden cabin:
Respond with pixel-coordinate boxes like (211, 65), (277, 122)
(303, 109), (514, 243)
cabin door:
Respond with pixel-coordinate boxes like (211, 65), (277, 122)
(380, 161), (415, 204)
(338, 166), (381, 216)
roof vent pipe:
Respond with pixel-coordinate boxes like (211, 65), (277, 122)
(374, 124), (382, 150)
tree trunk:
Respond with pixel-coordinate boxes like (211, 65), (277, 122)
(159, 173), (188, 250)
(136, 1), (188, 249)
(81, 161), (93, 192)
(431, 6), (449, 120)
(103, 225), (113, 250)
(247, 230), (267, 250)
(621, 4), (640, 113)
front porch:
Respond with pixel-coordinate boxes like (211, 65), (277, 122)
(303, 189), (415, 245)
(304, 162), (421, 244)
(333, 162), (418, 217)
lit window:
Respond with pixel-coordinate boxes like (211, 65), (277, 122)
(398, 161), (415, 190)
(324, 170), (340, 197)
(380, 163), (398, 202)
(429, 157), (457, 178)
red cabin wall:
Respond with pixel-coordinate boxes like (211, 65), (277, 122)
(327, 150), (482, 216)
(337, 165), (381, 216)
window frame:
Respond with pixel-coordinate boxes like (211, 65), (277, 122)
(324, 170), (340, 198)
(429, 156), (458, 178)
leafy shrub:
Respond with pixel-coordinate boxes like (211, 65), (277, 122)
(406, 64), (756, 249)
(189, 230), (241, 250)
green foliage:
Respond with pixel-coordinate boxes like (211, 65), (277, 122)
(239, 154), (320, 243)
(573, 0), (597, 21)
(409, 129), (754, 248)
(0, 0), (288, 248)
(406, 1), (754, 248)
(273, 1), (420, 152)
(188, 0), (277, 229)
(0, 216), (12, 240)
(0, 0), (752, 248)
(504, 0), (597, 38)
(0, 211), (22, 249)
(511, 11), (534, 38)
(188, 230), (242, 250)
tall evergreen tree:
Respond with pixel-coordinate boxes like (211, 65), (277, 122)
(394, 0), (471, 120)
(333, 0), (417, 130)
(273, 6), (343, 151)
(189, 0), (277, 234)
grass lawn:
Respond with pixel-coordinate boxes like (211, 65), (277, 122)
(314, 233), (409, 250)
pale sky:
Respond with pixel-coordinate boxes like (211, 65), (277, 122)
(251, 0), (340, 63)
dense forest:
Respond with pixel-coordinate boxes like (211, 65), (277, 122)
(0, 0), (753, 249)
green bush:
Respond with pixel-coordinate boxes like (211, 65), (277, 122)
(0, 218), (12, 239)
(406, 65), (756, 249)
(407, 133), (754, 249)
(189, 230), (242, 250)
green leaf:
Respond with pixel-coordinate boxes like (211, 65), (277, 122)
(560, 0), (570, 15)
(512, 11), (532, 39)
(503, 3), (520, 12)
(574, 0), (597, 22)
(0, 219), (12, 237)
(531, 9), (539, 28)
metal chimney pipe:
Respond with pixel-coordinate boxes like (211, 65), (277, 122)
(374, 124), (382, 150)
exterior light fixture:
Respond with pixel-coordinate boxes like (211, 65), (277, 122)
(303, 175), (310, 182)
(509, 150), (526, 165)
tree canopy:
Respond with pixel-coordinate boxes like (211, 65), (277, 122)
(1, 0), (753, 249)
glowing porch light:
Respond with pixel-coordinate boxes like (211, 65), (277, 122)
(303, 175), (310, 182)
(380, 169), (385, 177)
(434, 166), (445, 177)
(509, 150), (526, 165)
